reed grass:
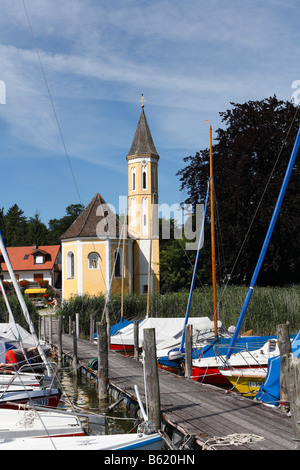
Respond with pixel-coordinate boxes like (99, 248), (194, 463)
(1, 285), (298, 337)
(58, 284), (300, 337)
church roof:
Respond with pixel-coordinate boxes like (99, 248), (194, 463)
(128, 108), (159, 157)
(60, 193), (121, 240)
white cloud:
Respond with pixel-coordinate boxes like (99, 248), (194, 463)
(0, 0), (299, 220)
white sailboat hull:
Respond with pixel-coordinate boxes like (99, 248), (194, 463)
(0, 408), (84, 439)
(0, 432), (163, 450)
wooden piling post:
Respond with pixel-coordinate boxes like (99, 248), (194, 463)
(76, 313), (80, 339)
(277, 323), (291, 410)
(72, 321), (78, 375)
(185, 324), (193, 378)
(49, 314), (53, 348)
(89, 314), (94, 342)
(143, 328), (161, 431)
(42, 315), (46, 342)
(97, 322), (108, 401)
(286, 357), (300, 450)
(105, 307), (110, 350)
(57, 315), (62, 361)
(134, 320), (139, 360)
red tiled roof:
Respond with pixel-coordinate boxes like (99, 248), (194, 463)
(0, 245), (60, 272)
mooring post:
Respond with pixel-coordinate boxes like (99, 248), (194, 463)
(97, 322), (108, 401)
(57, 315), (62, 361)
(185, 324), (193, 378)
(134, 320), (139, 360)
(72, 321), (78, 375)
(105, 307), (111, 350)
(277, 323), (291, 411)
(286, 357), (300, 450)
(76, 313), (80, 339)
(89, 314), (94, 342)
(143, 328), (161, 431)
(42, 315), (46, 342)
(49, 314), (53, 348)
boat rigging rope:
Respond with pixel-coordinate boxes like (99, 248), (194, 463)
(202, 432), (265, 450)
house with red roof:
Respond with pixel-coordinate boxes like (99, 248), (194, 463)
(0, 245), (61, 296)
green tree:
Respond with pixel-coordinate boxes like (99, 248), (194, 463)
(4, 204), (28, 246)
(27, 211), (49, 246)
(0, 207), (5, 236)
(47, 203), (84, 244)
(176, 96), (300, 286)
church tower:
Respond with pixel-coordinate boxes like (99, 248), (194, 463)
(127, 100), (160, 295)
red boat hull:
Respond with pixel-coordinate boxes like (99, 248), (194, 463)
(110, 343), (134, 352)
(192, 364), (267, 385)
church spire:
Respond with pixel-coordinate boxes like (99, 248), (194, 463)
(128, 98), (159, 157)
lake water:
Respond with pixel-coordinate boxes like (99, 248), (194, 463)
(56, 358), (138, 436)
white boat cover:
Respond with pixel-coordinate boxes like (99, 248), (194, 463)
(0, 323), (36, 349)
(110, 316), (216, 348)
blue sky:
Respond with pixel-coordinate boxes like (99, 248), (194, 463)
(0, 0), (299, 225)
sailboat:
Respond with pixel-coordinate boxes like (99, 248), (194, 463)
(0, 432), (164, 451)
(255, 329), (300, 405)
(156, 125), (274, 374)
(104, 192), (212, 353)
(0, 407), (84, 439)
(219, 367), (267, 396)
(0, 230), (61, 408)
(192, 125), (300, 385)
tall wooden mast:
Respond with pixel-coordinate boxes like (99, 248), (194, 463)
(209, 125), (218, 338)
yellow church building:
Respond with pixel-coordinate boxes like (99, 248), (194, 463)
(61, 104), (160, 300)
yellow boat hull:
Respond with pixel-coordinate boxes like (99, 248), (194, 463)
(221, 369), (266, 397)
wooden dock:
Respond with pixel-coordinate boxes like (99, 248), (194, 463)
(49, 331), (295, 451)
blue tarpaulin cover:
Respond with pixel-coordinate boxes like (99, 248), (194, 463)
(256, 330), (300, 406)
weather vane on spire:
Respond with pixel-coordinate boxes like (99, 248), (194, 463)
(140, 93), (145, 108)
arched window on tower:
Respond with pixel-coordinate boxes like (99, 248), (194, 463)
(142, 166), (147, 190)
(131, 167), (136, 191)
(152, 167), (156, 192)
(66, 251), (75, 279)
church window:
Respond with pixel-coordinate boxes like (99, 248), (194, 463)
(131, 167), (136, 191)
(142, 197), (148, 236)
(152, 168), (156, 191)
(114, 248), (124, 278)
(66, 251), (75, 279)
(88, 252), (100, 270)
(131, 198), (136, 227)
(142, 284), (148, 294)
(142, 167), (147, 190)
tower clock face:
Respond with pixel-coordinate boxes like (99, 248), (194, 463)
(141, 159), (147, 165)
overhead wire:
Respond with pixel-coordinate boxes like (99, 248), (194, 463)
(22, 0), (82, 205)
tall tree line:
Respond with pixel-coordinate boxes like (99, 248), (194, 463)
(0, 203), (84, 247)
(175, 96), (300, 288)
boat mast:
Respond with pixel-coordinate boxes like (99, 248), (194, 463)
(179, 181), (210, 352)
(209, 125), (218, 338)
(226, 125), (300, 361)
(146, 193), (155, 319)
(120, 210), (127, 320)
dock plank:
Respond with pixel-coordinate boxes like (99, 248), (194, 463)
(51, 333), (294, 450)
